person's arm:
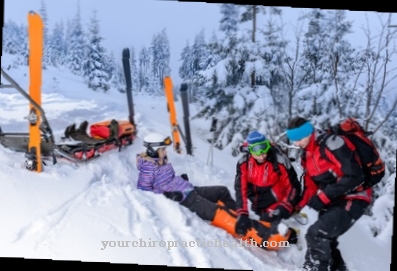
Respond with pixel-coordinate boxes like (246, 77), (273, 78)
(270, 164), (297, 217)
(234, 155), (249, 216)
(137, 158), (155, 192)
(319, 135), (365, 202)
(296, 173), (318, 210)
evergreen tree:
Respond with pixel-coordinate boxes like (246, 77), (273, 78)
(138, 46), (151, 92)
(106, 51), (117, 88)
(219, 4), (241, 86)
(300, 9), (329, 86)
(129, 46), (140, 92)
(67, 3), (86, 75)
(48, 21), (66, 67)
(64, 19), (73, 59)
(38, 0), (50, 68)
(150, 28), (171, 88)
(2, 20), (28, 67)
(179, 29), (209, 102)
(111, 61), (126, 93)
(83, 9), (110, 92)
(179, 41), (193, 82)
(3, 20), (23, 55)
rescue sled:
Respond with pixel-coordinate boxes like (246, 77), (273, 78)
(0, 14), (136, 171)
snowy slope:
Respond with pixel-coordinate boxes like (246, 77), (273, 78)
(0, 54), (393, 270)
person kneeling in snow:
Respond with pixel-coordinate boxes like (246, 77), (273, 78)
(136, 132), (297, 250)
(234, 131), (302, 248)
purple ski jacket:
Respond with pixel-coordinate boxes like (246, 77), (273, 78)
(136, 154), (194, 196)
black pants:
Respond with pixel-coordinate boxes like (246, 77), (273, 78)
(180, 186), (236, 221)
(303, 199), (369, 271)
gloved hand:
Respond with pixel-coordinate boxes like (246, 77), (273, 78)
(287, 227), (299, 244)
(260, 206), (290, 223)
(181, 173), (189, 181)
(163, 191), (183, 202)
(235, 214), (252, 236)
(293, 205), (302, 215)
(308, 195), (327, 211)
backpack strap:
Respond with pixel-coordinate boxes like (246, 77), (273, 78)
(270, 145), (287, 176)
(316, 131), (334, 163)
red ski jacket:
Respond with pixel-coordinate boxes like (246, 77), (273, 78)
(296, 131), (372, 210)
(234, 148), (299, 217)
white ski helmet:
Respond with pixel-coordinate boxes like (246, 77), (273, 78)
(143, 132), (172, 156)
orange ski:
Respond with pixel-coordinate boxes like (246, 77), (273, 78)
(26, 11), (44, 172)
(164, 76), (182, 153)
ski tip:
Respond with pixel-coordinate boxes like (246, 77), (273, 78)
(164, 76), (172, 85)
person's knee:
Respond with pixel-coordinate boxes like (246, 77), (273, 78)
(306, 222), (322, 240)
(216, 186), (229, 194)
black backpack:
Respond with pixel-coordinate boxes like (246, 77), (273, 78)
(317, 118), (385, 189)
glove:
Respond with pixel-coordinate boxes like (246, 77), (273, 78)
(181, 173), (189, 181)
(235, 214), (252, 236)
(293, 205), (302, 215)
(163, 191), (183, 202)
(260, 206), (291, 223)
(287, 227), (299, 244)
(307, 195), (326, 211)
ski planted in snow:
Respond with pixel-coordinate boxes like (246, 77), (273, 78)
(121, 48), (136, 133)
(26, 11), (44, 172)
(164, 76), (182, 154)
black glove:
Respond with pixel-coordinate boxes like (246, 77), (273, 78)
(307, 195), (326, 211)
(235, 214), (252, 236)
(163, 191), (183, 202)
(181, 173), (189, 181)
(287, 227), (298, 244)
(260, 206), (290, 223)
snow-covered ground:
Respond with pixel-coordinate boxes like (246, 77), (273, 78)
(0, 54), (393, 270)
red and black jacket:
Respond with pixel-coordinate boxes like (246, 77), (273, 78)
(297, 131), (372, 210)
(234, 146), (301, 217)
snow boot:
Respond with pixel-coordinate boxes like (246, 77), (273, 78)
(216, 200), (237, 215)
(210, 206), (239, 237)
(243, 220), (293, 251)
(330, 240), (348, 271)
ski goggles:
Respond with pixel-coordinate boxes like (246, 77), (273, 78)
(163, 136), (172, 146)
(248, 140), (271, 156)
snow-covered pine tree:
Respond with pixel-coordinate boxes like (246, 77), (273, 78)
(48, 21), (66, 67)
(129, 46), (140, 93)
(2, 20), (29, 68)
(138, 46), (151, 93)
(38, 0), (49, 69)
(83, 9), (110, 92)
(150, 28), (171, 90)
(66, 3), (85, 76)
(179, 41), (193, 84)
(179, 29), (209, 103)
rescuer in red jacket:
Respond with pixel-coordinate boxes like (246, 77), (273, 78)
(286, 117), (371, 271)
(234, 131), (302, 237)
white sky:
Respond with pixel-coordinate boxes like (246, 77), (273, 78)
(0, 52), (393, 270)
(4, 0), (395, 87)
